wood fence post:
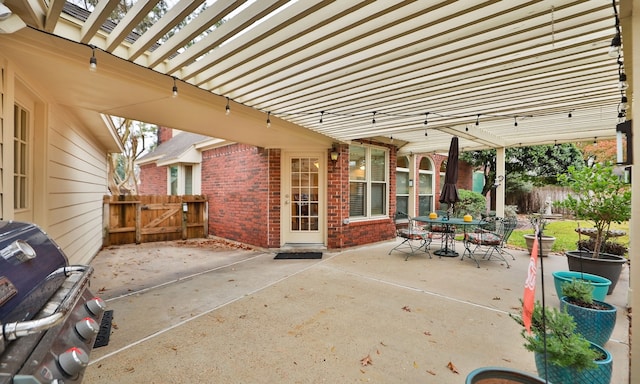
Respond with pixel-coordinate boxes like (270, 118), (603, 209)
(135, 202), (141, 244)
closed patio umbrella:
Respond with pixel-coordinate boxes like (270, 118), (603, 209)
(439, 136), (460, 217)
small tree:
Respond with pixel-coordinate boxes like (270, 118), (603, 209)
(107, 119), (157, 195)
(555, 163), (631, 258)
(511, 301), (598, 371)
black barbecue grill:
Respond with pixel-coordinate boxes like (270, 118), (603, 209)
(0, 221), (105, 383)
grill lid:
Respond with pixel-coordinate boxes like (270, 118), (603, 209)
(0, 221), (67, 324)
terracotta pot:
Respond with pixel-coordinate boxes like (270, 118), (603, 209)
(524, 234), (556, 257)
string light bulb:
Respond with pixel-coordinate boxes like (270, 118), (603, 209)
(619, 73), (629, 90)
(475, 114), (480, 127)
(266, 111), (271, 128)
(568, 110), (573, 118)
(424, 112), (429, 126)
(172, 77), (178, 98)
(89, 47), (97, 72)
(225, 97), (230, 115)
(513, 116), (518, 127)
(320, 111), (324, 125)
(608, 31), (621, 58)
(620, 96), (629, 110)
(372, 111), (377, 127)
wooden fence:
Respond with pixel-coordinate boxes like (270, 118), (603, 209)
(506, 186), (572, 215)
(103, 195), (208, 245)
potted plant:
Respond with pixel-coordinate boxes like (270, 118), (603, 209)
(556, 163), (630, 293)
(465, 367), (549, 383)
(552, 270), (611, 302)
(559, 278), (617, 348)
(523, 214), (556, 257)
(511, 301), (612, 384)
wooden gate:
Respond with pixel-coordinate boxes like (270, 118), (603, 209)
(103, 195), (208, 245)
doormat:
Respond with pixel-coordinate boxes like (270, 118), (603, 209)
(93, 309), (114, 348)
(274, 252), (322, 260)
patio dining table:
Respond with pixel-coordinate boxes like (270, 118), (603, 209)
(415, 216), (486, 258)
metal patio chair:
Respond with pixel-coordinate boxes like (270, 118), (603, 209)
(464, 216), (517, 268)
(388, 212), (432, 260)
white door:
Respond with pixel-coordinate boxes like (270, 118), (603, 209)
(282, 152), (325, 246)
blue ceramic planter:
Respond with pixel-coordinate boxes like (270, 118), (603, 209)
(553, 271), (611, 302)
(560, 296), (617, 347)
(466, 367), (547, 383)
(535, 341), (612, 384)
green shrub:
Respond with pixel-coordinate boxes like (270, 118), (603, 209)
(454, 189), (486, 218)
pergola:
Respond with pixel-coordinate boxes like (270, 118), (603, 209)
(0, 0), (634, 154)
(0, 0), (638, 379)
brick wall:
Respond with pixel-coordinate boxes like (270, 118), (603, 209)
(138, 163), (167, 195)
(201, 143), (271, 248)
(327, 142), (397, 249)
(157, 126), (173, 144)
(138, 138), (472, 250)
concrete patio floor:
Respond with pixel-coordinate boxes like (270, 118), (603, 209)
(83, 238), (630, 383)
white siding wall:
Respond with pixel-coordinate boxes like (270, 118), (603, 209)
(0, 54), (110, 265)
(46, 109), (108, 265)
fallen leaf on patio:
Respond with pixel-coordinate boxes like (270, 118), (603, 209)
(402, 306), (411, 312)
(360, 369), (366, 374)
(423, 331), (431, 336)
(427, 369), (436, 375)
(98, 286), (106, 292)
(492, 296), (501, 300)
(125, 367), (135, 373)
(380, 341), (387, 347)
(360, 354), (373, 366)
(413, 361), (418, 368)
(447, 361), (459, 374)
(376, 349), (380, 355)
(502, 358), (512, 363)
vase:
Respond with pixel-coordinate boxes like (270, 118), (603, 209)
(535, 342), (612, 384)
(560, 296), (617, 347)
(552, 271), (611, 302)
(524, 234), (555, 257)
(565, 250), (626, 294)
(466, 367), (547, 383)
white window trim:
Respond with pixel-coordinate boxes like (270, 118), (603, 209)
(167, 163), (201, 195)
(349, 144), (389, 221)
(418, 157), (435, 216)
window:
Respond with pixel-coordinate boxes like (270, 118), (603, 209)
(14, 104), (29, 210)
(396, 156), (409, 217)
(168, 164), (195, 195)
(418, 157), (434, 216)
(349, 145), (388, 218)
(439, 160), (447, 194)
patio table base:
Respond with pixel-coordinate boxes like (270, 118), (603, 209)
(434, 249), (459, 257)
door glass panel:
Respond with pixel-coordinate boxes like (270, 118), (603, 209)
(291, 156), (320, 232)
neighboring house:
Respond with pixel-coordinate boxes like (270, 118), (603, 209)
(0, 54), (121, 265)
(138, 128), (474, 250)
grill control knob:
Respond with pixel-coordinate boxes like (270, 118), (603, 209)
(85, 297), (106, 316)
(75, 316), (100, 340)
(58, 347), (89, 376)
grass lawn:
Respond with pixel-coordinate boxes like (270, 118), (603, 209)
(508, 219), (630, 255)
